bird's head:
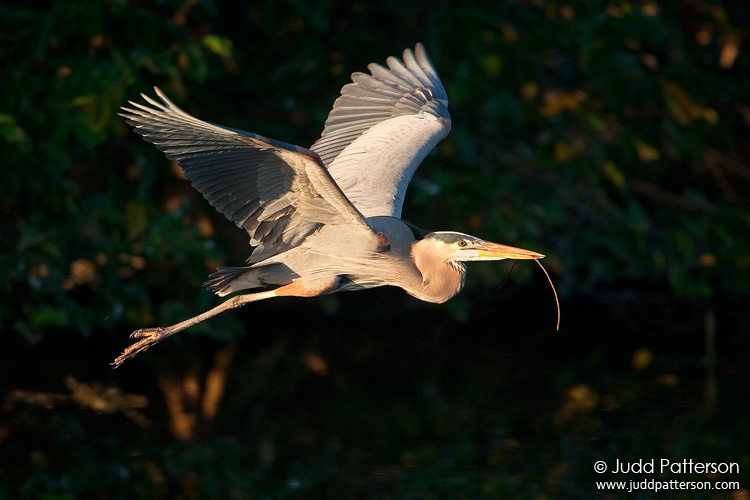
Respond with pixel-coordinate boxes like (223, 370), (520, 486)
(421, 231), (544, 262)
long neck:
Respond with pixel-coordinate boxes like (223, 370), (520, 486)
(407, 239), (466, 303)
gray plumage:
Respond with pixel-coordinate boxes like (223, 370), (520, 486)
(113, 44), (544, 367)
(312, 44), (450, 218)
(121, 90), (380, 264)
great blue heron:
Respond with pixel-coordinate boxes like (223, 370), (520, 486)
(114, 44), (553, 367)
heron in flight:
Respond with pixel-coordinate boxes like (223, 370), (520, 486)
(114, 44), (547, 367)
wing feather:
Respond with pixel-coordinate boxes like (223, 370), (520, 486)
(120, 88), (382, 263)
(310, 43), (451, 218)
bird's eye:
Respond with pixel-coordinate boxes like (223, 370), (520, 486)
(457, 239), (468, 247)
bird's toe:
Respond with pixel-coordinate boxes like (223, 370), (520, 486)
(130, 327), (163, 339)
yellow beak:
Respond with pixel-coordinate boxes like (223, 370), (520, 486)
(476, 241), (545, 260)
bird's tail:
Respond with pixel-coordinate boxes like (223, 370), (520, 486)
(205, 263), (296, 297)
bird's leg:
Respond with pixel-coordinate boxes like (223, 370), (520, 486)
(111, 290), (278, 368)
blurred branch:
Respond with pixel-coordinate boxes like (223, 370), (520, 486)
(630, 180), (716, 214)
(704, 148), (750, 206)
(173, 0), (198, 26)
(157, 344), (237, 441)
(4, 376), (150, 427)
(201, 343), (236, 421)
(704, 308), (717, 416)
(705, 149), (750, 182)
(158, 371), (200, 441)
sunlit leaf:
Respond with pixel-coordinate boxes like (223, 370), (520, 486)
(633, 139), (660, 162)
(480, 53), (502, 77)
(697, 253), (717, 267)
(540, 91), (584, 119)
(632, 348), (653, 370)
(126, 200), (149, 239)
(0, 113), (28, 142)
(202, 34), (233, 57)
(602, 161), (625, 188)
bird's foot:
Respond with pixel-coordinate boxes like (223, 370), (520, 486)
(130, 326), (165, 339)
(111, 327), (170, 368)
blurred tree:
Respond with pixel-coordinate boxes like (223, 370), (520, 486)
(0, 1), (749, 495)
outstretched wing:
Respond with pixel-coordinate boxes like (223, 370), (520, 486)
(120, 88), (383, 263)
(310, 43), (451, 218)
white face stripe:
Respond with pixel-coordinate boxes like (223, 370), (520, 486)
(429, 231), (473, 237)
(426, 231), (482, 245)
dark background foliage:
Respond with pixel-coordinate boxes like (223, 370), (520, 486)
(1, 0), (749, 497)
